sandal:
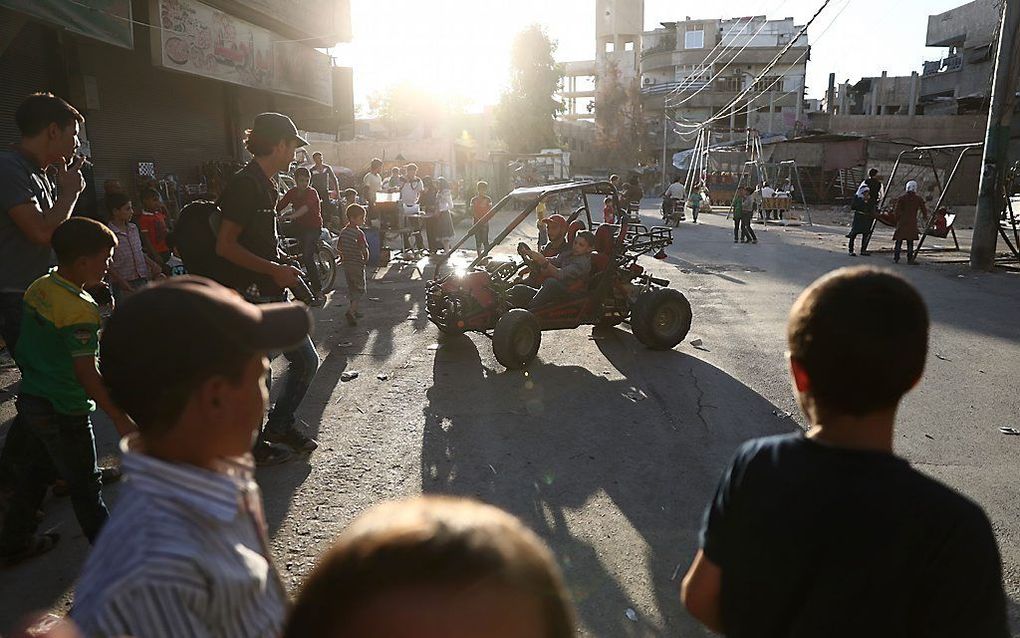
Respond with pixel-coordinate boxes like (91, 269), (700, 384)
(1, 532), (59, 568)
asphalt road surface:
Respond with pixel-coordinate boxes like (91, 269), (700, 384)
(1, 202), (1018, 635)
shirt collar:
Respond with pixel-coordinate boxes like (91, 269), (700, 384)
(119, 435), (258, 522)
(48, 268), (85, 294)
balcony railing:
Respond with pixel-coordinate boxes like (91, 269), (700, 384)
(922, 54), (964, 76)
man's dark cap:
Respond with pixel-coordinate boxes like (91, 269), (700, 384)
(101, 277), (312, 381)
(252, 112), (308, 147)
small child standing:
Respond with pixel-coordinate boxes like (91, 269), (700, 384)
(687, 185), (703, 224)
(105, 193), (162, 301)
(470, 180), (492, 254)
(339, 204), (370, 326)
(435, 177), (455, 253)
(0, 218), (137, 566)
(603, 196), (616, 224)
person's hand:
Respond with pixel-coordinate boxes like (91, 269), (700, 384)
(271, 263), (303, 289)
(55, 155), (86, 197)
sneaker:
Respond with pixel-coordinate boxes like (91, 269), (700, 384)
(263, 427), (318, 453)
(860, 250), (872, 256)
(849, 252), (857, 257)
(752, 239), (758, 244)
(253, 441), (295, 466)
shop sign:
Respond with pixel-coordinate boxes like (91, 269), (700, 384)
(0, 0), (134, 49)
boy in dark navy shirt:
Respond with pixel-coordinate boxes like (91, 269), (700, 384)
(681, 266), (1009, 638)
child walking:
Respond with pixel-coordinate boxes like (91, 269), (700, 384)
(0, 218), (137, 566)
(339, 204), (370, 326)
(470, 181), (492, 254)
(687, 185), (703, 223)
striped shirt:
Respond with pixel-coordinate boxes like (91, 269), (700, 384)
(72, 437), (287, 638)
(338, 224), (368, 266)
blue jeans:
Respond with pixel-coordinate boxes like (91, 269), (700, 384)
(300, 229), (323, 294)
(262, 334), (320, 438)
(0, 395), (107, 551)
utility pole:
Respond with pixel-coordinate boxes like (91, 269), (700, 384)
(972, 0), (1020, 270)
(661, 110), (668, 189)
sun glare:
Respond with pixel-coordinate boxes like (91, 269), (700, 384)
(337, 0), (574, 113)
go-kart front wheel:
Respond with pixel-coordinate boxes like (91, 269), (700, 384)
(493, 309), (542, 369)
(631, 288), (692, 350)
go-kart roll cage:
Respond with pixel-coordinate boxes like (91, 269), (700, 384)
(436, 180), (672, 269)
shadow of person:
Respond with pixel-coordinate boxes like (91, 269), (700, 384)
(421, 328), (797, 635)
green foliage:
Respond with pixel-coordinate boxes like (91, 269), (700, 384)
(495, 25), (564, 153)
(594, 59), (646, 168)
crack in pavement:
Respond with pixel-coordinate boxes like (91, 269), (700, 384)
(687, 367), (712, 431)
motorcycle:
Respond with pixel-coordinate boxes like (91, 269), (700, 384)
(278, 215), (340, 294)
(661, 196), (685, 227)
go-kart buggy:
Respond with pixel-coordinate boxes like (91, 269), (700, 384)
(425, 181), (692, 369)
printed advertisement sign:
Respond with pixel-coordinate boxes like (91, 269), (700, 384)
(153, 0), (332, 106)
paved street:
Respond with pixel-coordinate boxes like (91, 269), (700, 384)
(1, 202), (1018, 635)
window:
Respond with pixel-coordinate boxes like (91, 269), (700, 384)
(624, 41), (634, 51)
(605, 41), (615, 53)
(685, 30), (704, 49)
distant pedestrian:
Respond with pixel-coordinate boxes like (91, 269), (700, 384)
(435, 177), (455, 252)
(384, 166), (402, 191)
(283, 496), (575, 638)
(420, 176), (439, 252)
(0, 218), (136, 567)
(681, 266), (1010, 638)
(687, 185), (703, 224)
(603, 196), (615, 224)
(277, 167), (324, 298)
(339, 204), (370, 327)
(732, 187), (756, 244)
(893, 180), (925, 265)
(847, 183), (872, 257)
(73, 277), (311, 637)
(362, 158), (384, 219)
(105, 193), (163, 301)
(138, 188), (171, 263)
(470, 180), (492, 254)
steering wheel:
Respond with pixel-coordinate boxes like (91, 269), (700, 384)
(490, 260), (523, 283)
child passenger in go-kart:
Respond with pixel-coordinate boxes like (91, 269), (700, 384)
(511, 231), (595, 310)
(539, 214), (570, 257)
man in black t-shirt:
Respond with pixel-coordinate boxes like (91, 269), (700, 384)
(681, 267), (1009, 638)
(216, 113), (320, 466)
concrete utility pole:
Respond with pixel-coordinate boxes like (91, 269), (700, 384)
(972, 0), (1020, 270)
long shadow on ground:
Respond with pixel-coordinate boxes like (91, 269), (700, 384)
(420, 326), (796, 636)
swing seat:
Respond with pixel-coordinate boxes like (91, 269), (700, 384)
(875, 211), (896, 227)
(929, 209), (955, 238)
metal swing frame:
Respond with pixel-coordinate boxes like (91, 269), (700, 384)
(874, 142), (982, 260)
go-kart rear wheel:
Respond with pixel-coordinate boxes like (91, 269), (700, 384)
(631, 288), (692, 350)
(493, 309), (541, 369)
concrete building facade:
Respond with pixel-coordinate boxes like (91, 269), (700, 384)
(920, 0), (998, 113)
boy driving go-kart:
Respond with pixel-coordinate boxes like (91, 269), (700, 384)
(510, 231), (595, 310)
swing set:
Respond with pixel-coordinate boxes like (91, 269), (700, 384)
(871, 142), (982, 260)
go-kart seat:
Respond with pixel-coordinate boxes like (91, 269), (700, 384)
(587, 224), (617, 290)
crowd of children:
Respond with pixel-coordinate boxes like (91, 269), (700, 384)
(0, 95), (1011, 637)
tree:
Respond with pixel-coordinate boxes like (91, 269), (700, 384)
(495, 25), (563, 153)
(593, 59), (646, 168)
(367, 83), (444, 138)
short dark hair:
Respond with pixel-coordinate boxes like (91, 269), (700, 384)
(787, 267), (928, 416)
(294, 167), (311, 178)
(346, 203), (366, 221)
(370, 158), (383, 169)
(312, 151), (323, 159)
(575, 230), (596, 247)
(140, 188), (160, 202)
(283, 497), (575, 638)
(16, 92), (83, 137)
(243, 129), (283, 157)
(104, 192), (131, 214)
(51, 217), (117, 265)
(869, 168), (879, 177)
(476, 180), (488, 191)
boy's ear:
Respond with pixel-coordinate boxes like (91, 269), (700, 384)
(788, 354), (811, 393)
